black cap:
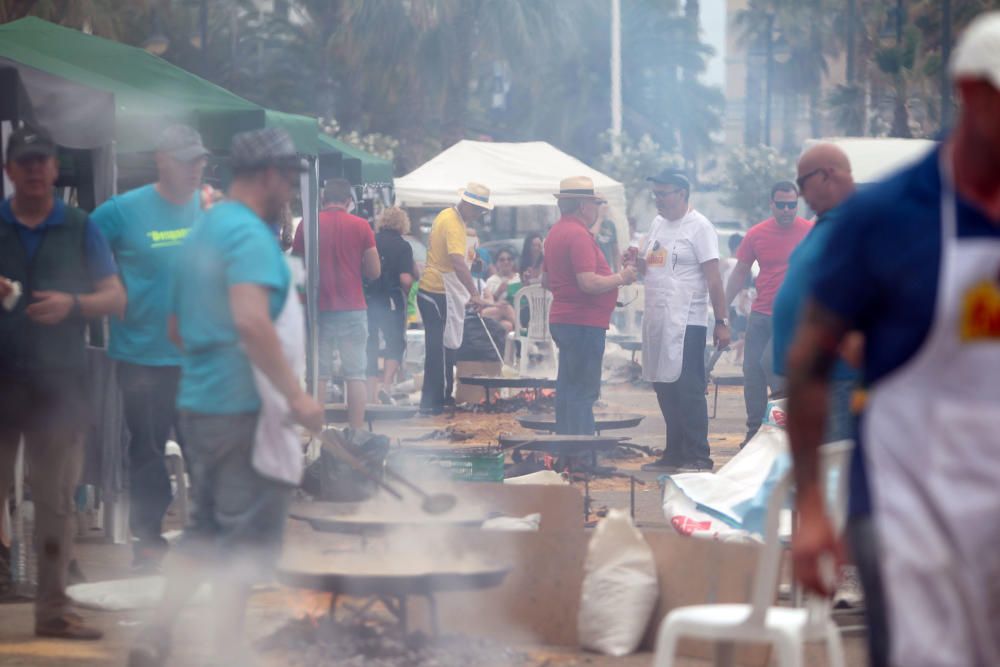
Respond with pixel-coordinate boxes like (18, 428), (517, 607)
(6, 127), (57, 163)
(230, 128), (307, 172)
(647, 168), (691, 190)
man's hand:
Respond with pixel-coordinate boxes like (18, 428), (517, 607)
(0, 277), (12, 300)
(619, 265), (638, 285)
(469, 294), (488, 311)
(792, 490), (845, 596)
(714, 321), (731, 350)
(290, 392), (324, 434)
(26, 291), (75, 325)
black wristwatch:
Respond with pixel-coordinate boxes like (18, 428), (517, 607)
(715, 318), (730, 328)
(70, 294), (82, 318)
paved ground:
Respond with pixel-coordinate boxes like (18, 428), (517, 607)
(0, 359), (871, 666)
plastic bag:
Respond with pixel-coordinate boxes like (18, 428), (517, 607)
(578, 510), (658, 656)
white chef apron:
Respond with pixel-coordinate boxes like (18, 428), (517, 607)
(863, 154), (1000, 667)
(250, 255), (307, 486)
(641, 215), (694, 383)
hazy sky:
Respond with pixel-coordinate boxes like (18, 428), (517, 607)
(701, 0), (727, 90)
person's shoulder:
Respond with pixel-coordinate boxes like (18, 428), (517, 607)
(747, 216), (773, 233)
(837, 148), (939, 225)
(686, 209), (716, 234)
(433, 207), (459, 225)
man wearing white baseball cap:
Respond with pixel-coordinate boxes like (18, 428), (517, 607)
(786, 11), (1000, 666)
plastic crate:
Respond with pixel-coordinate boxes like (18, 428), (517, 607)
(390, 446), (505, 483)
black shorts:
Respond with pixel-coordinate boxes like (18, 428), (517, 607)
(366, 299), (407, 374)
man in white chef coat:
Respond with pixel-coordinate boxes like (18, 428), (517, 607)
(640, 170), (730, 472)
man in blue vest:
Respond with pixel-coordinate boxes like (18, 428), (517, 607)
(0, 126), (126, 639)
(92, 125), (208, 572)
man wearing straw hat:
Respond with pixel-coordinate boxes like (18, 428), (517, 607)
(417, 183), (491, 416)
(543, 176), (637, 435)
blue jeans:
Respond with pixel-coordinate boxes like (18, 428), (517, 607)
(550, 323), (606, 436)
(319, 310), (369, 382)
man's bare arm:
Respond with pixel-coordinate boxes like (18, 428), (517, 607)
(81, 275), (127, 319)
(724, 260), (753, 307)
(785, 299), (850, 493)
(230, 283), (323, 432)
(449, 253), (480, 298)
(362, 246), (381, 281)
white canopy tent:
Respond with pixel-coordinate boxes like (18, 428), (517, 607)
(803, 137), (937, 184)
(395, 140), (629, 249)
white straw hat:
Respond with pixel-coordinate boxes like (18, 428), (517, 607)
(950, 11), (1000, 90)
(458, 182), (494, 210)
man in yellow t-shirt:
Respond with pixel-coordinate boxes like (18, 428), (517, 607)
(417, 182), (492, 415)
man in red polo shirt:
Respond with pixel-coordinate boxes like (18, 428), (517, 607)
(725, 180), (812, 445)
(293, 178), (380, 429)
(543, 176), (637, 435)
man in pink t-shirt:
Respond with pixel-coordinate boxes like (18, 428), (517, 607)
(543, 176), (637, 435)
(292, 178), (380, 429)
(725, 181), (812, 444)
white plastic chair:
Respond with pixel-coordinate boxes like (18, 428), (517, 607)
(504, 284), (555, 374)
(652, 440), (854, 667)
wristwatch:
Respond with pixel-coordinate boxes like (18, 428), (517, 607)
(715, 318), (730, 327)
(70, 294), (82, 318)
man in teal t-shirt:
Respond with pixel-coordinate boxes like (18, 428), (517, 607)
(91, 124), (208, 571)
(130, 128), (323, 667)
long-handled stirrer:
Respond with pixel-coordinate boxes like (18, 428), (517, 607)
(315, 429), (457, 515)
(477, 314), (519, 378)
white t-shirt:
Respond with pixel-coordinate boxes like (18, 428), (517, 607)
(483, 273), (519, 302)
(641, 209), (720, 325)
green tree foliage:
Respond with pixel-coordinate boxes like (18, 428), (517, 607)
(721, 145), (794, 224)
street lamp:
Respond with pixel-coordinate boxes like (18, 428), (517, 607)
(763, 17), (790, 147)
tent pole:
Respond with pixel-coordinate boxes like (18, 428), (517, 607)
(303, 157), (321, 399)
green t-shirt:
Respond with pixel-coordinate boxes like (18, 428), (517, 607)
(92, 184), (200, 365)
(173, 201), (290, 414)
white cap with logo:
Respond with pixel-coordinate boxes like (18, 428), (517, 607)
(950, 11), (1000, 89)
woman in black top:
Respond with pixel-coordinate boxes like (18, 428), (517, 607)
(365, 207), (418, 404)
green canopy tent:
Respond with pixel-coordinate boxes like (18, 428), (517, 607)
(318, 133), (393, 185)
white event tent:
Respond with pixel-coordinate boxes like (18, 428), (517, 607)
(395, 140), (629, 248)
(803, 137), (937, 184)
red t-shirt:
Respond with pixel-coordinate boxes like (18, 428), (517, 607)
(735, 216), (813, 315)
(544, 215), (618, 329)
(292, 207), (375, 312)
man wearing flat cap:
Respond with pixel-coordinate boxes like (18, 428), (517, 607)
(130, 128), (323, 666)
(640, 169), (729, 473)
(543, 176), (637, 435)
(92, 124), (210, 572)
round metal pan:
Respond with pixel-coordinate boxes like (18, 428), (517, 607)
(498, 434), (628, 456)
(457, 376), (557, 390)
(277, 560), (512, 596)
(289, 501), (488, 534)
(515, 413), (645, 433)
(324, 404), (419, 423)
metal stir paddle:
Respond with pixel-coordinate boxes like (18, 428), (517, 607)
(314, 429), (458, 515)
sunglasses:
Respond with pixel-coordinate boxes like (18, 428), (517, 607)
(773, 201), (797, 210)
(652, 189), (683, 199)
(796, 168), (826, 191)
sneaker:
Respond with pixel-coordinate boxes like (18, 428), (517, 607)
(131, 539), (168, 574)
(35, 613), (104, 640)
(377, 389), (395, 406)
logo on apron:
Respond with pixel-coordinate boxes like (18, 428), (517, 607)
(960, 278), (1000, 340)
(647, 242), (668, 267)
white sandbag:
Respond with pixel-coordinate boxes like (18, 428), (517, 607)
(481, 513), (541, 531)
(67, 576), (210, 611)
(503, 470), (569, 485)
(578, 510), (658, 656)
